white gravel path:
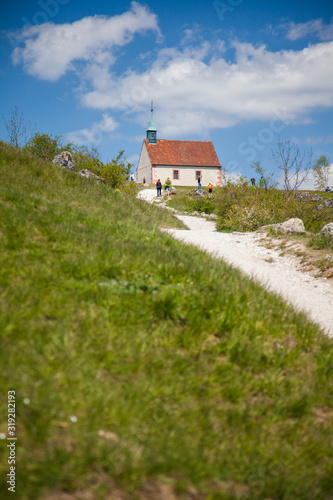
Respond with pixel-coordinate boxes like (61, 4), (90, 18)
(138, 189), (333, 337)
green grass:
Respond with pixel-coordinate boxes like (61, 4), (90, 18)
(308, 233), (333, 251)
(166, 186), (333, 233)
(166, 186), (217, 214)
(214, 186), (333, 233)
(0, 142), (333, 499)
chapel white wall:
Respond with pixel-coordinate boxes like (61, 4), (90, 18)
(153, 165), (221, 186)
(136, 142), (152, 183)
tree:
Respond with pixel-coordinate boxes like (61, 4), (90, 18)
(313, 155), (331, 191)
(100, 150), (133, 188)
(23, 132), (62, 161)
(251, 159), (277, 190)
(69, 144), (104, 173)
(2, 105), (33, 149)
(271, 137), (312, 193)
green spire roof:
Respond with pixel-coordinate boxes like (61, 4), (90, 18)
(147, 109), (157, 131)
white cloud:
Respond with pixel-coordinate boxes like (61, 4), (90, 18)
(10, 5), (333, 139)
(282, 18), (333, 42)
(80, 39), (333, 136)
(180, 23), (203, 46)
(66, 113), (118, 146)
(12, 2), (159, 81)
(305, 133), (333, 146)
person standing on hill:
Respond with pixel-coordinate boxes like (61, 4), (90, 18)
(208, 182), (213, 194)
(251, 177), (256, 186)
(164, 177), (172, 195)
(197, 174), (202, 189)
(156, 179), (162, 197)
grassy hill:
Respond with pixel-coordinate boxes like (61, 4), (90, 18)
(0, 142), (332, 500)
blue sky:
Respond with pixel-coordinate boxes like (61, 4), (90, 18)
(1, 0), (333, 186)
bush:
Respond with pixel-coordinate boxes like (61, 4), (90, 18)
(22, 134), (133, 193)
(215, 185), (333, 232)
(184, 194), (216, 214)
(215, 186), (285, 231)
(99, 150), (132, 189)
(119, 180), (139, 196)
(69, 145), (104, 173)
(23, 132), (63, 161)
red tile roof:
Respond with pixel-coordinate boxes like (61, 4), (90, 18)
(144, 139), (221, 167)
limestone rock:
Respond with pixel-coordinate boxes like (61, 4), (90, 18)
(52, 151), (75, 170)
(77, 169), (105, 183)
(189, 189), (206, 198)
(297, 192), (323, 202)
(324, 199), (333, 208)
(274, 218), (306, 235)
(320, 223), (333, 239)
(196, 189), (206, 198)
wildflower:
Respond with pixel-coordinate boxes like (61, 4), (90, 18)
(70, 415), (78, 423)
(23, 398), (30, 405)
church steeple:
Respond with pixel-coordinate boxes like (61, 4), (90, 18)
(146, 101), (157, 144)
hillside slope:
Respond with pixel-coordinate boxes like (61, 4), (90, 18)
(0, 143), (332, 500)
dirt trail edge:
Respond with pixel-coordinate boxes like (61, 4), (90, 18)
(138, 189), (333, 337)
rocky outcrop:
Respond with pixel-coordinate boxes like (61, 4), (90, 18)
(189, 189), (208, 198)
(259, 218), (306, 235)
(77, 169), (105, 183)
(274, 218), (306, 235)
(320, 223), (333, 239)
(324, 199), (333, 208)
(52, 151), (75, 170)
(259, 218), (333, 238)
(297, 192), (323, 202)
(52, 152), (106, 184)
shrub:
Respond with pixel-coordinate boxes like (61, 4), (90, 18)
(69, 145), (104, 173)
(23, 132), (62, 161)
(184, 195), (216, 214)
(119, 180), (139, 196)
(99, 150), (133, 189)
(215, 185), (333, 232)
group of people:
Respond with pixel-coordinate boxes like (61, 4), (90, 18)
(155, 177), (214, 197)
(138, 174), (332, 193)
(251, 177), (264, 187)
(155, 178), (172, 196)
(196, 175), (213, 193)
